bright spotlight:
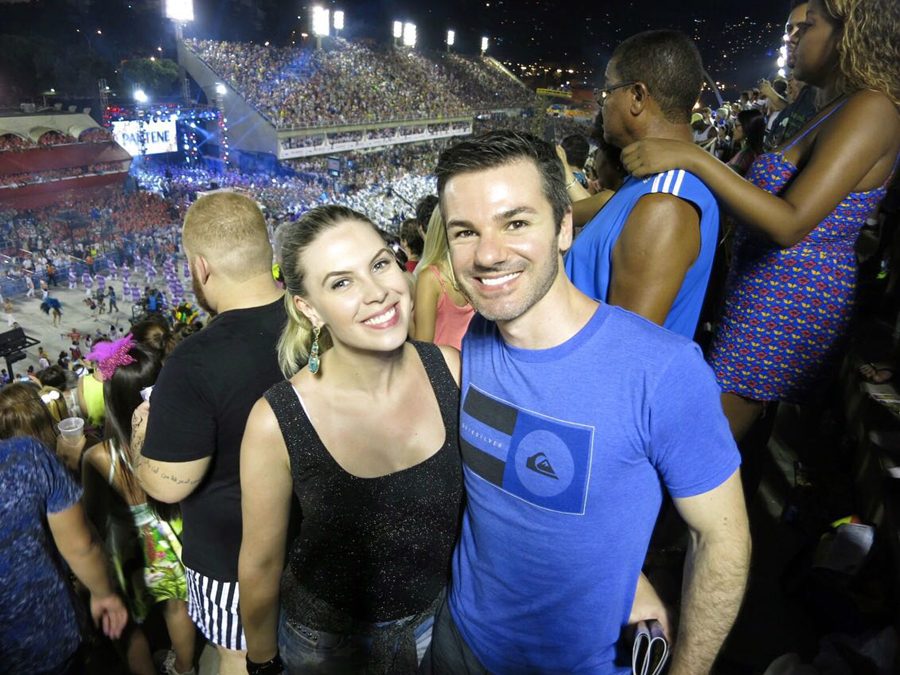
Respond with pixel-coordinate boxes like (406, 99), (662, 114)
(447, 29), (455, 46)
(333, 10), (344, 31)
(134, 89), (149, 103)
(215, 82), (227, 96)
(402, 22), (416, 48)
(393, 21), (403, 39)
(481, 36), (489, 52)
(164, 0), (194, 22)
(312, 6), (330, 37)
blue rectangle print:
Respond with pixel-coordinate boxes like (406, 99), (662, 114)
(501, 409), (593, 514)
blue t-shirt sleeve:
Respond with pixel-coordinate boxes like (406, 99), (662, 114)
(30, 438), (83, 514)
(647, 342), (740, 498)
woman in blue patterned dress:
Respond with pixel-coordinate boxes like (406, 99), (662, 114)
(620, 0), (900, 440)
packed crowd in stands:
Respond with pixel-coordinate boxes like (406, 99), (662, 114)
(1, 187), (179, 263)
(36, 131), (76, 146)
(438, 52), (537, 109)
(187, 37), (534, 129)
(135, 141), (441, 229)
(0, 127), (115, 154)
(279, 121), (472, 152)
(0, 134), (34, 152)
(77, 127), (113, 143)
(0, 161), (130, 188)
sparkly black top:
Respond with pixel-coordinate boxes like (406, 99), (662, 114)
(264, 341), (463, 630)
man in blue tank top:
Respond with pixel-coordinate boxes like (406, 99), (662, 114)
(564, 31), (719, 340)
(429, 129), (750, 674)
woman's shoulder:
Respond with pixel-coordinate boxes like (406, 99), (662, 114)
(828, 90), (899, 133)
(407, 341), (460, 384)
(83, 440), (110, 472)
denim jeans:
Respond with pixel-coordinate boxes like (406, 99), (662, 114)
(278, 611), (434, 674)
(425, 594), (489, 675)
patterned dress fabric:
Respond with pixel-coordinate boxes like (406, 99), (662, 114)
(709, 102), (893, 402)
(106, 440), (187, 621)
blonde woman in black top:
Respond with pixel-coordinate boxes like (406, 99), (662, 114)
(239, 205), (464, 675)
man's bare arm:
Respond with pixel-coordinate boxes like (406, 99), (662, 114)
(669, 471), (751, 675)
(131, 401), (210, 503)
(609, 194), (701, 326)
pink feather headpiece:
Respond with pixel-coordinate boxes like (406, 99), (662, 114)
(85, 333), (137, 379)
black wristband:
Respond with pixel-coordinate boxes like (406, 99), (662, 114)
(246, 653), (284, 675)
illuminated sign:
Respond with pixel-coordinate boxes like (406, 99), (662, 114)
(111, 119), (178, 156)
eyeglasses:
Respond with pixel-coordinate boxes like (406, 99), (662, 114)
(597, 81), (637, 105)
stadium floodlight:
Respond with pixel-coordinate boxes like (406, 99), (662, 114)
(333, 10), (344, 31)
(164, 0), (194, 22)
(446, 30), (455, 46)
(777, 68), (787, 78)
(312, 6), (331, 37)
(403, 22), (416, 48)
(481, 36), (489, 53)
(215, 82), (227, 96)
(134, 89), (149, 103)
(393, 21), (403, 40)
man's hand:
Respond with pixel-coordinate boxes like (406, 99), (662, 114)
(90, 592), (128, 639)
(629, 572), (672, 639)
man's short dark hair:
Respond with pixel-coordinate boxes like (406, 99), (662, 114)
(610, 30), (704, 124)
(435, 130), (569, 230)
(399, 218), (424, 258)
(560, 134), (590, 170)
(414, 195), (439, 231)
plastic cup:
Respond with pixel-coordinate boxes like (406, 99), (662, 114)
(57, 417), (85, 440)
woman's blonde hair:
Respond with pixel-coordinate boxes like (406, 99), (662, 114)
(414, 205), (460, 290)
(38, 386), (69, 424)
(276, 205), (382, 377)
(0, 383), (59, 451)
(823, 0), (900, 105)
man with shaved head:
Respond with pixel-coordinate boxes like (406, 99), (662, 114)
(133, 192), (285, 674)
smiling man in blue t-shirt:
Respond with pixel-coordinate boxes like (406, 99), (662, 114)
(430, 127), (750, 674)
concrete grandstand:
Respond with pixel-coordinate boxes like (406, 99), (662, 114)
(178, 37), (537, 160)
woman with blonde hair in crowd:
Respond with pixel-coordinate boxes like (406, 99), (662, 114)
(410, 206), (474, 350)
(621, 0), (900, 446)
(239, 204), (463, 674)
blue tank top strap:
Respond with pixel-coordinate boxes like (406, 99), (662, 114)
(782, 99), (848, 152)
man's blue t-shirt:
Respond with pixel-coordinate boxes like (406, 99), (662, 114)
(451, 305), (740, 673)
(565, 170), (719, 339)
(0, 437), (84, 672)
